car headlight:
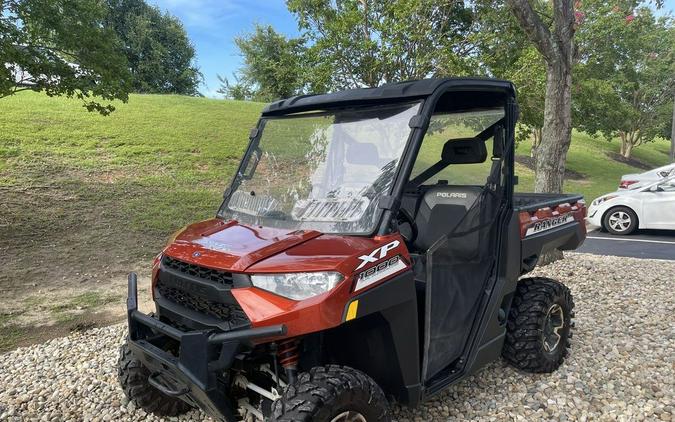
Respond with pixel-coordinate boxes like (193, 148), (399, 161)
(592, 195), (617, 206)
(250, 272), (343, 301)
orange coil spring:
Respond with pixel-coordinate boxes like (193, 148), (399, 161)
(277, 338), (299, 369)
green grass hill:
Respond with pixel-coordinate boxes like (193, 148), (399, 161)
(1, 91), (671, 240)
(0, 91), (671, 351)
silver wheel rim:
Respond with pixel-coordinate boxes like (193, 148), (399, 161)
(608, 211), (632, 232)
(543, 304), (565, 352)
(331, 411), (367, 422)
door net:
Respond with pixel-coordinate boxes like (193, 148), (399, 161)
(421, 159), (504, 382)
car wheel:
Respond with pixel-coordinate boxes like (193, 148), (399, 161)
(603, 206), (638, 235)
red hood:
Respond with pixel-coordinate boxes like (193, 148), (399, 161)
(164, 218), (388, 274)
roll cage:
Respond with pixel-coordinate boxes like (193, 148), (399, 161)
(222, 78), (518, 239)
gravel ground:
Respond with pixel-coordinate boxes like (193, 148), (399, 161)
(1, 253), (673, 421)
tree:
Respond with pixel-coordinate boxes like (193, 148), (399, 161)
(574, 2), (674, 158)
(471, 6), (546, 155)
(217, 74), (255, 101)
(220, 24), (309, 101)
(469, 3), (547, 158)
(1, 0), (131, 114)
(506, 0), (576, 194)
(509, 49), (546, 156)
(286, 0), (474, 90)
(104, 0), (202, 96)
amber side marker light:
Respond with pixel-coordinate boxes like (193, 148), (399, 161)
(345, 300), (359, 321)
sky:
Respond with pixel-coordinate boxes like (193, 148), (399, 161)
(151, 0), (299, 98)
(152, 0), (675, 99)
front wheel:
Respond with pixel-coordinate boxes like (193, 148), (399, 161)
(117, 341), (192, 417)
(271, 365), (390, 422)
(502, 277), (574, 373)
(603, 206), (638, 235)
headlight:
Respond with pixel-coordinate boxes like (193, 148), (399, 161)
(592, 195), (617, 206)
(250, 272), (343, 300)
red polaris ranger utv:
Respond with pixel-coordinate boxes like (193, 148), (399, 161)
(118, 78), (586, 421)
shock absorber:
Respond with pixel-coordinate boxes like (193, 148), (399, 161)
(276, 338), (300, 384)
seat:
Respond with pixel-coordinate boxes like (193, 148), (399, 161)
(403, 137), (489, 252)
(412, 185), (483, 251)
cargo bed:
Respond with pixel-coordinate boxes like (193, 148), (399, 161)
(515, 192), (586, 273)
(514, 192), (584, 212)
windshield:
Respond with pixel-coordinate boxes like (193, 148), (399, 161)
(219, 102), (421, 234)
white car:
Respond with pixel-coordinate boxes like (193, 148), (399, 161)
(587, 175), (675, 235)
(619, 162), (675, 189)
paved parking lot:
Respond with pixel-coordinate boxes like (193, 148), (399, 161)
(578, 229), (675, 260)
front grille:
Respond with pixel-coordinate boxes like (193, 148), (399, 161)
(162, 256), (234, 288)
(157, 256), (249, 330)
(156, 280), (249, 326)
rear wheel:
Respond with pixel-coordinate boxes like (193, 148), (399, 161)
(271, 365), (389, 422)
(502, 277), (574, 373)
(603, 206), (638, 235)
(117, 341), (192, 416)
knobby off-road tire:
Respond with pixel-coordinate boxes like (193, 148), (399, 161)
(502, 277), (574, 373)
(117, 341), (192, 417)
(271, 365), (390, 422)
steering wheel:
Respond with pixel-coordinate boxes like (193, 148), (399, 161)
(396, 208), (418, 245)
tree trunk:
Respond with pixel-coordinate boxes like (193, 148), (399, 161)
(533, 64), (571, 264)
(619, 131), (637, 159)
(530, 127), (542, 158)
(534, 63), (573, 194)
(622, 141), (634, 159)
(507, 0), (574, 266)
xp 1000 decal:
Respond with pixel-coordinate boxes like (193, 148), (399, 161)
(354, 240), (408, 291)
(354, 255), (407, 291)
(355, 240), (401, 270)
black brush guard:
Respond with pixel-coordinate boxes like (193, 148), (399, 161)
(126, 272), (286, 421)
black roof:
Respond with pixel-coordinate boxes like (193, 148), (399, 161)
(261, 77), (515, 116)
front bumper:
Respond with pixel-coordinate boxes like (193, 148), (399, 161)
(125, 273), (285, 421)
(586, 205), (603, 228)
